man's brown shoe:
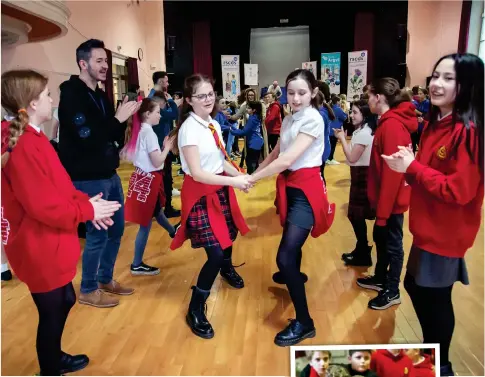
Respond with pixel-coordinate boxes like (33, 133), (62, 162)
(78, 289), (119, 308)
(98, 280), (134, 296)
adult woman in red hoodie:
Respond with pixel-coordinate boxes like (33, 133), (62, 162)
(382, 53), (484, 376)
(1, 70), (122, 375)
(249, 70), (335, 346)
(169, 74), (251, 340)
(356, 78), (418, 310)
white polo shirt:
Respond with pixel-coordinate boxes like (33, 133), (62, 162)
(279, 106), (325, 171)
(347, 123), (374, 167)
(178, 112), (225, 176)
(133, 123), (163, 172)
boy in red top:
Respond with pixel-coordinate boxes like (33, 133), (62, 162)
(371, 349), (415, 377)
(382, 53), (483, 377)
(356, 78), (417, 311)
(405, 349), (435, 377)
(264, 91), (282, 151)
(1, 70), (121, 375)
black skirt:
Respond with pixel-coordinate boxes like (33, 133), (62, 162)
(348, 166), (375, 221)
(286, 187), (314, 230)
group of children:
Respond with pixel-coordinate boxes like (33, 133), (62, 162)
(0, 51), (483, 376)
(302, 349), (435, 377)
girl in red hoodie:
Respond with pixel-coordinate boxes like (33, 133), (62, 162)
(356, 78), (417, 311)
(169, 74), (251, 340)
(264, 91), (282, 151)
(1, 70), (121, 375)
(382, 53), (484, 376)
(248, 70), (335, 346)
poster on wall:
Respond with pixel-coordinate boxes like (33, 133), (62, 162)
(347, 50), (368, 99)
(321, 52), (341, 94)
(244, 63), (259, 86)
(302, 61), (317, 77)
(221, 55), (241, 101)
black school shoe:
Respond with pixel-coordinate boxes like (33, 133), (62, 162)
(272, 271), (308, 284)
(1, 270), (12, 281)
(59, 352), (89, 375)
(440, 362), (455, 376)
(274, 319), (316, 347)
(368, 289), (401, 310)
(220, 265), (244, 289)
(356, 275), (385, 292)
(342, 245), (373, 267)
(169, 222), (181, 239)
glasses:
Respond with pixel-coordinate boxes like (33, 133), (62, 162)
(192, 92), (215, 101)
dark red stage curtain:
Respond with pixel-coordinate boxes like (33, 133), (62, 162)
(192, 21), (213, 77)
(126, 57), (139, 88)
(458, 0), (472, 53)
(354, 12), (374, 84)
(104, 48), (114, 110)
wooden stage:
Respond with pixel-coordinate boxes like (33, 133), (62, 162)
(2, 148), (483, 376)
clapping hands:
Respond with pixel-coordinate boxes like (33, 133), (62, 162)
(381, 145), (415, 173)
(333, 127), (346, 140)
(89, 193), (122, 230)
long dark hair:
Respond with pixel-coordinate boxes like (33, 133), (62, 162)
(170, 74), (216, 155)
(369, 77), (411, 108)
(428, 53), (484, 172)
(286, 69), (318, 109)
(351, 99), (377, 135)
(316, 91), (336, 120)
(247, 101), (263, 121)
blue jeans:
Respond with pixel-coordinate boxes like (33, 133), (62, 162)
(133, 211), (175, 266)
(226, 132), (235, 155)
(73, 174), (125, 294)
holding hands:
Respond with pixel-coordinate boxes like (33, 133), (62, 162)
(89, 193), (122, 230)
(381, 145), (415, 173)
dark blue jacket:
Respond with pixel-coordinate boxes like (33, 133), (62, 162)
(230, 114), (264, 150)
(319, 106), (331, 162)
(329, 104), (348, 131)
(151, 99), (178, 145)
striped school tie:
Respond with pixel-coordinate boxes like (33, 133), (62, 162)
(208, 123), (244, 173)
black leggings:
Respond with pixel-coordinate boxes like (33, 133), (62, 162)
(350, 218), (369, 249)
(276, 222), (312, 326)
(197, 245), (233, 290)
(31, 282), (76, 375)
(328, 135), (338, 161)
(404, 273), (454, 366)
(246, 148), (261, 175)
(268, 134), (279, 151)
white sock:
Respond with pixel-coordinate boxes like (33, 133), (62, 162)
(1, 263), (9, 273)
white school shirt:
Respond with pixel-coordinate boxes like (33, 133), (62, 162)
(347, 124), (374, 167)
(178, 112), (225, 176)
(133, 123), (163, 172)
(279, 106), (325, 171)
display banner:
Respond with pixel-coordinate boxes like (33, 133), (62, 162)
(302, 61), (317, 77)
(347, 50), (368, 99)
(221, 55), (241, 100)
(244, 63), (259, 86)
(321, 52), (341, 94)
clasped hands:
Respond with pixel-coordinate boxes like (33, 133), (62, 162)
(233, 173), (258, 193)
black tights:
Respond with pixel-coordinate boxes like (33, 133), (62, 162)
(276, 223), (312, 326)
(197, 245), (233, 290)
(31, 282), (76, 376)
(404, 273), (454, 366)
(350, 218), (369, 248)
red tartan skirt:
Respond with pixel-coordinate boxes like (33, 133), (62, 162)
(348, 166), (376, 221)
(186, 187), (238, 249)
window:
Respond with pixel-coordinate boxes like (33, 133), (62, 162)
(113, 63), (128, 106)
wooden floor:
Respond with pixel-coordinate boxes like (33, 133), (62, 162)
(2, 148), (484, 376)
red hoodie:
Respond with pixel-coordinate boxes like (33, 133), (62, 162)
(265, 102), (282, 135)
(406, 116), (483, 258)
(371, 349), (415, 377)
(412, 354), (435, 377)
(368, 102), (418, 226)
(1, 125), (94, 293)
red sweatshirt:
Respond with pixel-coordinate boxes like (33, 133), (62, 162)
(368, 102), (418, 226)
(265, 102), (282, 135)
(406, 116), (483, 258)
(1, 125), (94, 293)
(170, 175), (250, 250)
(371, 350), (415, 377)
(413, 355), (435, 377)
(275, 167), (335, 238)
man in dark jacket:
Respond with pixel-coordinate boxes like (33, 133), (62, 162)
(58, 39), (138, 308)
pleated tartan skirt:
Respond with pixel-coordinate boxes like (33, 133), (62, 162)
(348, 166), (376, 221)
(186, 187), (238, 249)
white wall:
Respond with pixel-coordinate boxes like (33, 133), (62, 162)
(250, 26), (310, 89)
